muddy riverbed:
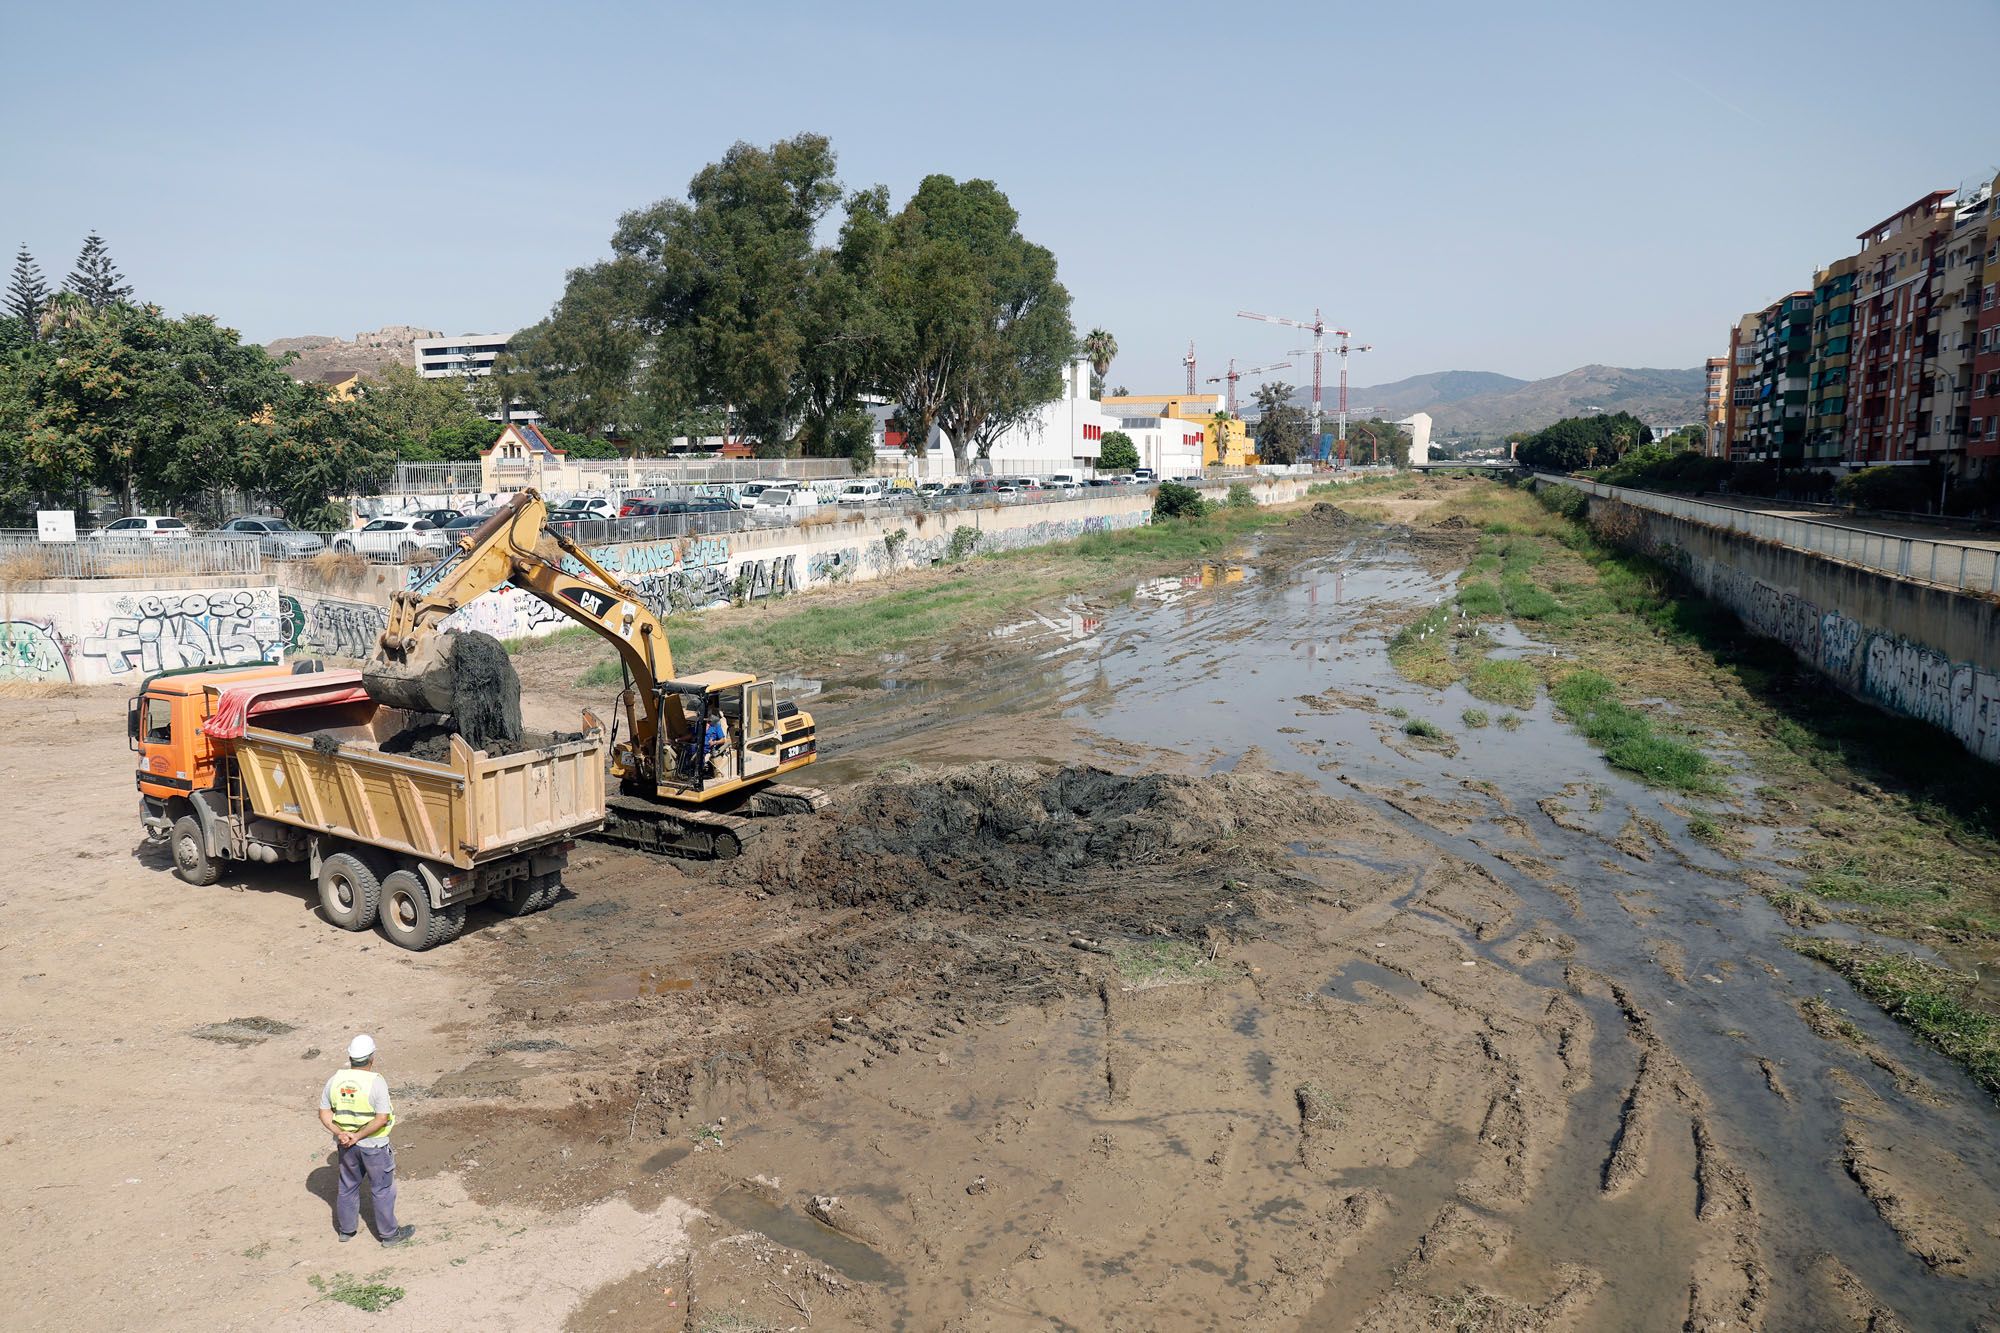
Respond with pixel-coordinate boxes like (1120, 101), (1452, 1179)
(7, 503), (1998, 1331)
(426, 512), (2000, 1330)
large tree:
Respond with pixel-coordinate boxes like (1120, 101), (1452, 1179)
(880, 175), (1074, 473)
(263, 384), (393, 528)
(1251, 380), (1310, 464)
(63, 232), (132, 309)
(6, 244), (50, 332)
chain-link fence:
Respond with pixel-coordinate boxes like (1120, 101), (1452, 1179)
(0, 531), (263, 579)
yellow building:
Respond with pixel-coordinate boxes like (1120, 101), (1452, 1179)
(1098, 392), (1259, 469)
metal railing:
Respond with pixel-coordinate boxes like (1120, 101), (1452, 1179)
(0, 532), (264, 579)
(1533, 474), (2000, 594)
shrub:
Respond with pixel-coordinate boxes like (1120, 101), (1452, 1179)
(1838, 464), (1936, 514)
(1153, 482), (1209, 520)
(1536, 484), (1588, 521)
(1226, 482), (1255, 509)
(946, 526), (982, 561)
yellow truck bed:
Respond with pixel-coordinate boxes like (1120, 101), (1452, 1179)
(233, 718), (605, 870)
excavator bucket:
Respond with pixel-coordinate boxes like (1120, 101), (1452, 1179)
(361, 634), (458, 715)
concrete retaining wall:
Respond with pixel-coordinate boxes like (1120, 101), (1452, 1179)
(7, 479), (1320, 684)
(1582, 492), (2000, 765)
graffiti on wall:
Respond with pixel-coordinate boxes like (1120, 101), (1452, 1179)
(0, 620), (74, 681)
(1671, 542), (2000, 764)
(80, 589), (285, 676)
(287, 594), (390, 661)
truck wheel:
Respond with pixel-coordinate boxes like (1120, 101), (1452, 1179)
(171, 815), (220, 886)
(318, 853), (381, 931)
(378, 870), (454, 951)
(498, 875), (547, 918)
(528, 872), (563, 912)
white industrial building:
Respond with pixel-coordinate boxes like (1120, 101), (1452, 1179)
(1396, 412), (1433, 467)
(1098, 413), (1206, 477)
(906, 357), (1119, 478)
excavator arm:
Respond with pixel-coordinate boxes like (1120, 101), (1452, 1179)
(364, 490), (676, 778)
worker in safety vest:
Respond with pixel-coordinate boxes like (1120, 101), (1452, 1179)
(317, 1033), (413, 1245)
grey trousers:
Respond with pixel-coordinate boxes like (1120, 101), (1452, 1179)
(334, 1142), (398, 1237)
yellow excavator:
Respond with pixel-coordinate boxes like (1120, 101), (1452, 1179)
(361, 489), (824, 858)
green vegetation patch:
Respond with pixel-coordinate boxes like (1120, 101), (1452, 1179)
(1550, 669), (1718, 793)
(1387, 604), (1455, 687)
(1791, 939), (2000, 1096)
(1461, 707), (1489, 729)
(1465, 657), (1538, 709)
(308, 1272), (406, 1314)
(1114, 939), (1227, 988)
(1456, 581), (1504, 617)
(1402, 717), (1445, 739)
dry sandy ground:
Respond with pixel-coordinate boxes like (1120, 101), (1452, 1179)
(4, 502), (1996, 1331)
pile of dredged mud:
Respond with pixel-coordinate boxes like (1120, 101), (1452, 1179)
(745, 762), (1340, 930)
(380, 721), (579, 761)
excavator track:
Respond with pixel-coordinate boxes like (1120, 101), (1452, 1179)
(597, 794), (760, 860)
(593, 785), (829, 861)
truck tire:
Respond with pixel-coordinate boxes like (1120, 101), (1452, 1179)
(378, 869), (456, 951)
(533, 873), (565, 911)
(171, 815), (221, 886)
(318, 853), (381, 931)
(497, 877), (543, 918)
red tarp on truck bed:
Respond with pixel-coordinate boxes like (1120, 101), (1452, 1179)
(201, 669), (373, 739)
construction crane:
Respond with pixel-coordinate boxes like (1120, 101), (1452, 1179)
(1183, 341), (1197, 395)
(1205, 357), (1292, 413)
(1237, 308), (1372, 463)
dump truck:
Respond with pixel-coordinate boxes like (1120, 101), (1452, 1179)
(133, 662), (605, 950)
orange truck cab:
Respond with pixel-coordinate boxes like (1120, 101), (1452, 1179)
(131, 660), (606, 950)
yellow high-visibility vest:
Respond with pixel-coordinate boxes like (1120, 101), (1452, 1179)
(329, 1070), (393, 1140)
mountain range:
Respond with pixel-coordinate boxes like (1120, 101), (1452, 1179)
(1296, 364), (1705, 438)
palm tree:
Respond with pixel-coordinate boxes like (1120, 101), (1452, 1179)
(1081, 328), (1117, 396)
(36, 289), (94, 339)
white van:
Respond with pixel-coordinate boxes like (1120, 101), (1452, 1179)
(1132, 468), (1157, 483)
(833, 479), (887, 505)
(1047, 472), (1083, 490)
(753, 486), (820, 510)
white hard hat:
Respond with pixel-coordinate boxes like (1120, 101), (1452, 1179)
(347, 1033), (377, 1062)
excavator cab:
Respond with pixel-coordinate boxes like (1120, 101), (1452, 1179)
(655, 671), (801, 798)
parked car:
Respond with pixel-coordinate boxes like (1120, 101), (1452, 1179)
(1133, 468), (1157, 482)
(1084, 478), (1116, 488)
(441, 511), (492, 534)
(833, 480), (888, 505)
(1047, 473), (1083, 490)
(332, 517), (450, 562)
(413, 508), (461, 527)
(967, 478), (1000, 495)
(95, 515), (191, 540)
(548, 498), (617, 523)
(215, 515), (326, 558)
(995, 476), (1039, 493)
(752, 486), (821, 510)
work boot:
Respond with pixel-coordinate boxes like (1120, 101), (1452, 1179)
(380, 1224), (416, 1247)
(337, 1231), (355, 1243)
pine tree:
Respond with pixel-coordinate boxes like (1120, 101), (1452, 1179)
(64, 231), (132, 309)
(5, 243), (49, 329)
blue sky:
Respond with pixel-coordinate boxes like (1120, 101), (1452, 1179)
(4, 0), (1995, 390)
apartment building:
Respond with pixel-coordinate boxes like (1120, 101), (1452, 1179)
(1934, 178), (1990, 469)
(1961, 173), (2000, 478)
(1846, 191), (1953, 467)
(1704, 356), (1731, 457)
(1805, 255), (1857, 466)
(1729, 294), (1810, 465)
(412, 331), (542, 425)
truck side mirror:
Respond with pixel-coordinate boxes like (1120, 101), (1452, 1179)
(127, 697), (141, 751)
